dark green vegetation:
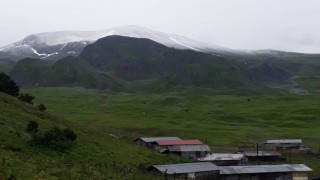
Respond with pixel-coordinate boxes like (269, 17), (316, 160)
(23, 87), (320, 176)
(0, 72), (19, 97)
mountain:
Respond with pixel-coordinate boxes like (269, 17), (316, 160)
(10, 36), (296, 92)
(0, 25), (232, 61)
(8, 35), (306, 93)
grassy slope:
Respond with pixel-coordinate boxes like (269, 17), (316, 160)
(0, 91), (186, 179)
(24, 87), (320, 176)
(274, 54), (320, 92)
(0, 59), (15, 73)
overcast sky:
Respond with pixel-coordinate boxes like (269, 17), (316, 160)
(1, 0), (320, 53)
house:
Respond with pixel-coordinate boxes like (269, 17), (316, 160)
(219, 164), (312, 180)
(147, 162), (220, 179)
(133, 137), (181, 148)
(262, 139), (302, 151)
(197, 153), (246, 166)
(155, 139), (210, 157)
(242, 151), (284, 162)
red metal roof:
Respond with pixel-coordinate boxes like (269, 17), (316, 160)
(156, 140), (203, 146)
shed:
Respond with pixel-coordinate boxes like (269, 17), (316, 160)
(134, 137), (180, 148)
(148, 162), (220, 179)
(262, 139), (302, 150)
(197, 153), (245, 166)
(164, 144), (211, 158)
(219, 164), (312, 180)
(156, 139), (203, 146)
(243, 151), (284, 162)
(154, 139), (203, 151)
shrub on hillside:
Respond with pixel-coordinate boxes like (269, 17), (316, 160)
(0, 72), (19, 97)
(40, 127), (77, 151)
(18, 93), (35, 104)
(37, 104), (46, 112)
(63, 128), (77, 141)
(26, 121), (38, 134)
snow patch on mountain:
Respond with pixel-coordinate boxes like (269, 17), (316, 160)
(59, 43), (68, 50)
(41, 52), (58, 59)
(31, 48), (47, 56)
(169, 37), (203, 52)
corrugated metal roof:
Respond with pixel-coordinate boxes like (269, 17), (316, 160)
(220, 164), (312, 174)
(156, 139), (203, 146)
(198, 153), (244, 161)
(135, 137), (181, 143)
(167, 145), (211, 152)
(266, 139), (302, 144)
(151, 162), (219, 174)
(284, 164), (313, 171)
(243, 151), (282, 157)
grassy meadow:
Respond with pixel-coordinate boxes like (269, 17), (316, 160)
(20, 87), (320, 177)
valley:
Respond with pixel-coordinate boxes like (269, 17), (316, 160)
(22, 87), (320, 177)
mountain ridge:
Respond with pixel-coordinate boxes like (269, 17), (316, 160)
(8, 35), (293, 94)
(0, 25), (233, 61)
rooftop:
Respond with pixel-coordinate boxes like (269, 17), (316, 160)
(198, 153), (244, 161)
(243, 151), (282, 157)
(156, 139), (203, 146)
(220, 164), (312, 174)
(135, 137), (181, 143)
(266, 139), (302, 144)
(167, 144), (211, 152)
(149, 162), (219, 174)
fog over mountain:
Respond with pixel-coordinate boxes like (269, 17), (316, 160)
(1, 0), (320, 53)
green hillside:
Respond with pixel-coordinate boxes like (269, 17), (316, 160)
(42, 56), (124, 90)
(0, 59), (15, 73)
(10, 58), (49, 86)
(0, 90), (186, 179)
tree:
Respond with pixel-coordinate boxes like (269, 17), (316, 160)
(0, 72), (19, 97)
(18, 93), (35, 104)
(37, 104), (46, 112)
(26, 121), (38, 134)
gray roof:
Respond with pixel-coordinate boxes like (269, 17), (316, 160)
(243, 151), (282, 157)
(135, 137), (181, 143)
(167, 145), (211, 152)
(220, 164), (312, 174)
(198, 153), (244, 161)
(151, 162), (219, 174)
(266, 139), (302, 144)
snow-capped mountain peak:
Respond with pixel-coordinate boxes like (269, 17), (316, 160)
(0, 25), (231, 61)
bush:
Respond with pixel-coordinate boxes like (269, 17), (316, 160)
(63, 128), (77, 141)
(0, 72), (19, 97)
(41, 127), (77, 151)
(18, 93), (35, 104)
(37, 104), (46, 112)
(26, 121), (38, 134)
